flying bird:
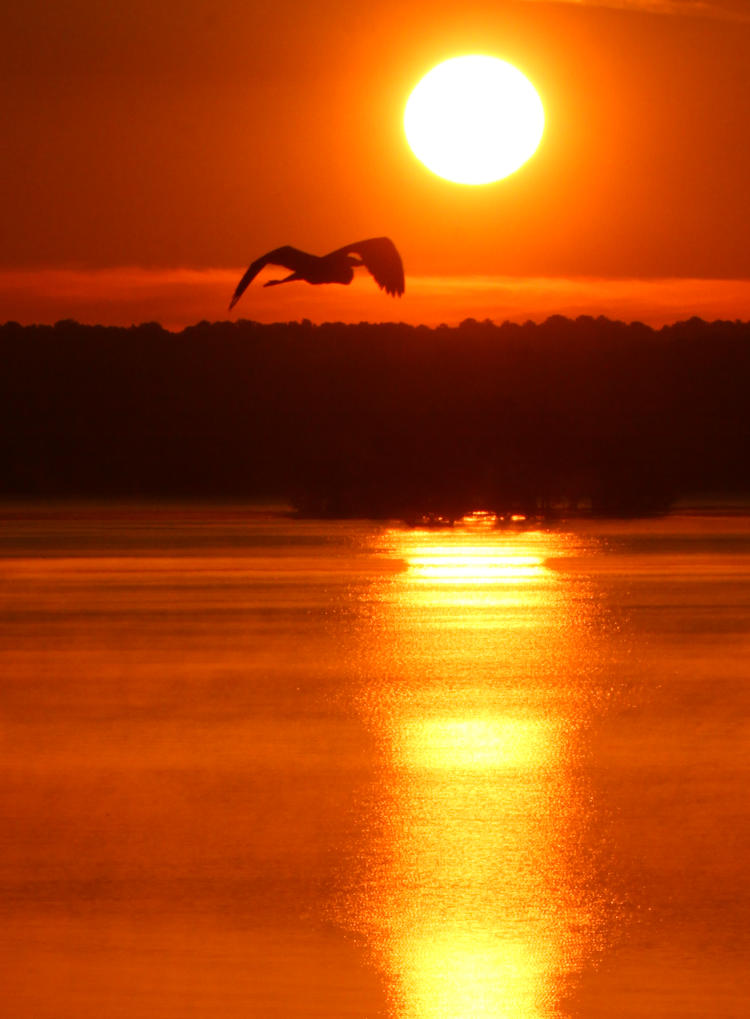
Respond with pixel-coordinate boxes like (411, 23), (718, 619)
(229, 236), (405, 310)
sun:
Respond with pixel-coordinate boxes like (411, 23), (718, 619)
(404, 55), (545, 185)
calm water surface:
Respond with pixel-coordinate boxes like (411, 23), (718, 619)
(1, 506), (749, 1017)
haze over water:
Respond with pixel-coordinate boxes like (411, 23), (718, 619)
(1, 507), (749, 1017)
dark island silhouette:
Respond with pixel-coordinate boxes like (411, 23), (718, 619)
(1, 315), (749, 519)
(229, 237), (405, 310)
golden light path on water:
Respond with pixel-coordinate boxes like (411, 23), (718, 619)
(350, 520), (611, 1019)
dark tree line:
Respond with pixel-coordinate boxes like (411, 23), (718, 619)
(1, 315), (749, 517)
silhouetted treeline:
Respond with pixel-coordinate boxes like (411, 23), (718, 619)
(1, 315), (749, 517)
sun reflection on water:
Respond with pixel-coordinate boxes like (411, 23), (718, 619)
(406, 546), (544, 583)
(395, 932), (555, 1019)
(394, 715), (558, 772)
(349, 524), (608, 1019)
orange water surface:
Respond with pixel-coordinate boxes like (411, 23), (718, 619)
(1, 507), (749, 1017)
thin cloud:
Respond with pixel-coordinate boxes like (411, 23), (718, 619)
(519, 0), (750, 21)
(2, 267), (750, 330)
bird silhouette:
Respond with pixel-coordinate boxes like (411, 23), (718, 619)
(229, 236), (404, 310)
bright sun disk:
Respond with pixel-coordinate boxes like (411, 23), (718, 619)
(404, 55), (545, 185)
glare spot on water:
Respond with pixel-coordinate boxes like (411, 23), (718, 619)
(394, 931), (553, 1019)
(406, 546), (544, 583)
(394, 715), (558, 772)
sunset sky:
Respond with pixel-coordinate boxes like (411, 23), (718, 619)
(3, 0), (749, 327)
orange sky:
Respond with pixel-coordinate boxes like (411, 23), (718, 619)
(2, 0), (749, 325)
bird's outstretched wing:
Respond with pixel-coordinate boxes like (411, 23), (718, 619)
(229, 246), (316, 310)
(332, 237), (405, 297)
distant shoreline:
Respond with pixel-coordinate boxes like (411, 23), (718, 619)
(4, 313), (750, 333)
(3, 316), (749, 518)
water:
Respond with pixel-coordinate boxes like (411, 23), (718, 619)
(1, 506), (749, 1017)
